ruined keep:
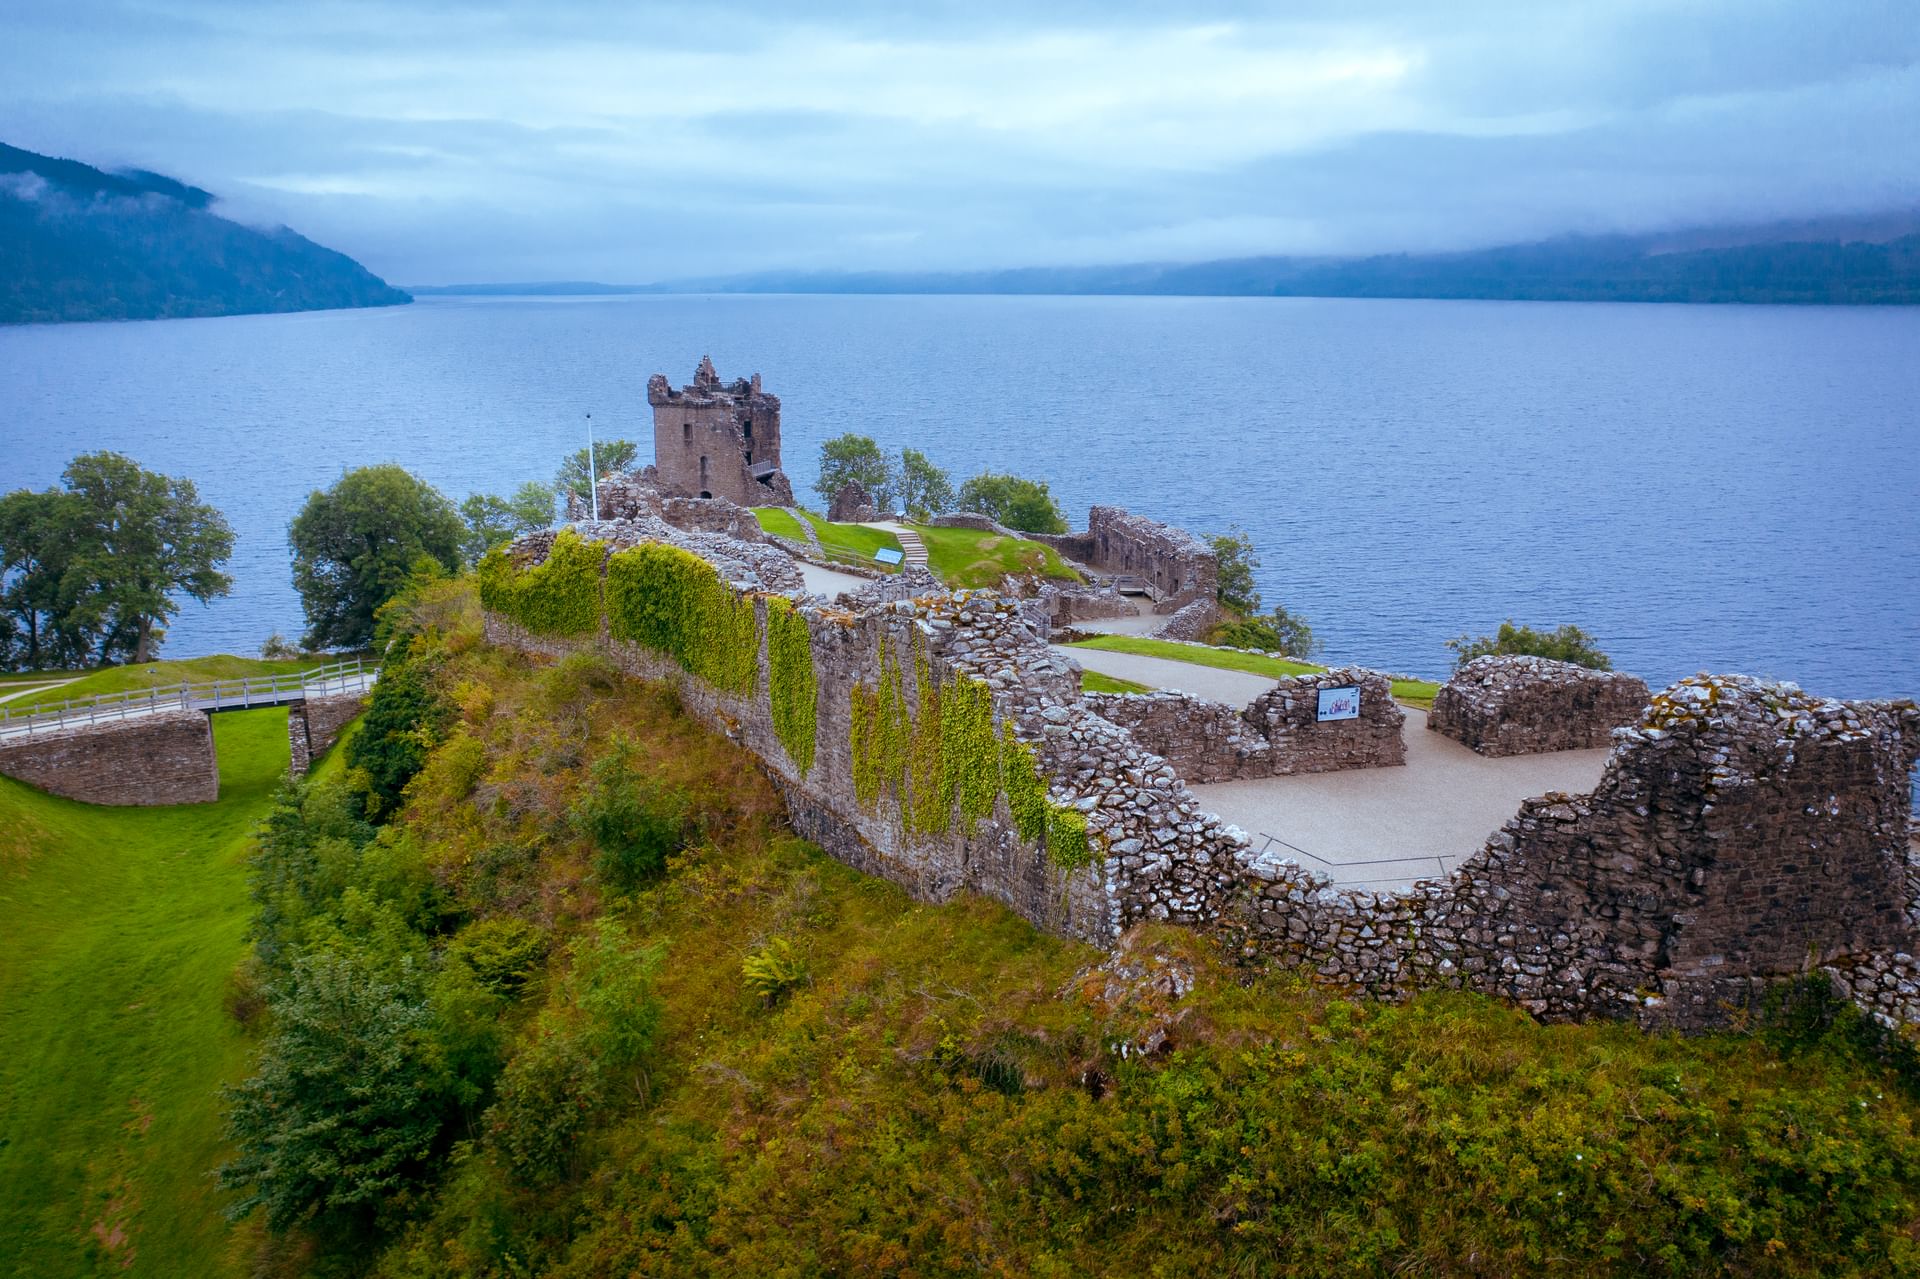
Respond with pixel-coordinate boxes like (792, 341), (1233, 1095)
(647, 355), (795, 506)
(1430, 655), (1651, 756)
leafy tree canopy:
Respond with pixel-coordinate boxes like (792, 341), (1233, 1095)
(957, 472), (1067, 534)
(289, 465), (463, 650)
(460, 481), (555, 565)
(814, 434), (895, 510)
(0, 450), (233, 669)
(897, 448), (956, 520)
(555, 439), (639, 507)
(1208, 529), (1261, 616)
(1209, 606), (1322, 660)
(1448, 621), (1613, 670)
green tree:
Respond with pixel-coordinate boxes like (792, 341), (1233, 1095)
(459, 481), (555, 565)
(344, 635), (450, 819)
(897, 448), (955, 519)
(218, 949), (451, 1236)
(1209, 606), (1322, 660)
(1448, 621), (1613, 670)
(814, 434), (894, 510)
(289, 465), (463, 650)
(555, 439), (639, 508)
(1208, 528), (1261, 616)
(0, 454), (233, 668)
(956, 472), (1067, 534)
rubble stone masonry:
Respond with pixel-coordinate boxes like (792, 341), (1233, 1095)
(289, 692), (370, 775)
(1430, 655), (1651, 756)
(484, 514), (1920, 1032)
(0, 710), (219, 806)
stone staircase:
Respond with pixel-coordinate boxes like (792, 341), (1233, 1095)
(891, 525), (930, 571)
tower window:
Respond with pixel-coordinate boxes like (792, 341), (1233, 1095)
(683, 423), (692, 444)
(742, 418), (753, 441)
(700, 455), (709, 479)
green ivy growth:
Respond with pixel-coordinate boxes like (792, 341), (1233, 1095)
(605, 542), (757, 695)
(766, 597), (818, 775)
(849, 635), (1099, 871)
(476, 529), (604, 637)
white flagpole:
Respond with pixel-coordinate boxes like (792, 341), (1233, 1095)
(587, 412), (599, 521)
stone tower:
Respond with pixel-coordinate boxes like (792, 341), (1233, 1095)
(646, 356), (794, 506)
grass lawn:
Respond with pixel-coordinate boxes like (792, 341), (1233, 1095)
(1081, 670), (1153, 695)
(1066, 635), (1441, 708)
(749, 506), (808, 542)
(910, 524), (1083, 589)
(0, 707), (354, 1276)
(798, 511), (903, 571)
(3, 655), (333, 712)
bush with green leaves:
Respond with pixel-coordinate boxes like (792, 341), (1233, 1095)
(813, 433), (895, 509)
(1449, 620), (1614, 670)
(1208, 527), (1261, 615)
(573, 736), (692, 893)
(554, 438), (639, 508)
(345, 634), (452, 818)
(1208, 604), (1321, 659)
(741, 937), (809, 1004)
(897, 447), (955, 518)
(459, 481), (555, 565)
(956, 471), (1068, 534)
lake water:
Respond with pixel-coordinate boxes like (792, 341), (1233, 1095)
(2, 294), (1917, 712)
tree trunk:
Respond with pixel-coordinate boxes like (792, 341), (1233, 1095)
(134, 616), (153, 664)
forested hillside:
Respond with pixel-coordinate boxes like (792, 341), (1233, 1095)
(199, 576), (1920, 1277)
(0, 142), (409, 324)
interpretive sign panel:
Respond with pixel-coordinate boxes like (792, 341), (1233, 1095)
(874, 546), (905, 566)
(1316, 686), (1360, 722)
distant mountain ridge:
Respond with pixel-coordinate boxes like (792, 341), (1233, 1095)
(417, 212), (1920, 305)
(0, 142), (410, 325)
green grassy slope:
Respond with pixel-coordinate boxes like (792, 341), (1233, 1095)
(799, 511), (902, 569)
(748, 507), (808, 541)
(0, 709), (312, 1277)
(910, 523), (1082, 588)
(1068, 634), (1442, 707)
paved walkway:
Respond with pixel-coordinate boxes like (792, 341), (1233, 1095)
(0, 678), (79, 707)
(1069, 601), (1166, 637)
(1056, 642), (1610, 893)
(797, 562), (872, 600)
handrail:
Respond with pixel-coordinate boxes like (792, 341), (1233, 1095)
(0, 657), (379, 738)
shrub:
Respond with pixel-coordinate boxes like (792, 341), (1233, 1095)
(1208, 604), (1321, 659)
(489, 1028), (604, 1187)
(1449, 620), (1613, 670)
(345, 635), (451, 819)
(448, 917), (550, 993)
(741, 937), (809, 1004)
(572, 737), (691, 893)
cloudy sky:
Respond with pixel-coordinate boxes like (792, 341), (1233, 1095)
(2, 0), (1915, 283)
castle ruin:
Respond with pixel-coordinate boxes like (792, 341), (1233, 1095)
(647, 356), (794, 506)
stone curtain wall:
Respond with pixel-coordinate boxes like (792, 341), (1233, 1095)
(288, 692), (369, 775)
(1083, 668), (1405, 785)
(486, 516), (1920, 1031)
(0, 710), (218, 806)
(1085, 507), (1218, 612)
(1430, 655), (1651, 756)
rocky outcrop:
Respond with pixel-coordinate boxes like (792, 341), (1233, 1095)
(1430, 655), (1651, 756)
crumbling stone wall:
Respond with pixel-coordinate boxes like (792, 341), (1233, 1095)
(0, 710), (218, 806)
(1087, 506), (1217, 614)
(1039, 581), (1139, 628)
(485, 515), (1920, 1032)
(1083, 667), (1403, 785)
(1245, 668), (1407, 774)
(1082, 692), (1273, 783)
(289, 692), (368, 775)
(1430, 655), (1651, 756)
(828, 480), (877, 522)
(647, 356), (795, 506)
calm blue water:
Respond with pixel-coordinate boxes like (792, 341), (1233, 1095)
(2, 294), (1917, 711)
